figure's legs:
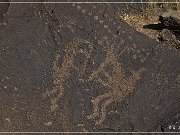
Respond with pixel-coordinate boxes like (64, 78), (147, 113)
(96, 98), (114, 125)
(87, 93), (110, 119)
(49, 86), (64, 112)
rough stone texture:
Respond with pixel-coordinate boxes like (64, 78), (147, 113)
(0, 1), (180, 133)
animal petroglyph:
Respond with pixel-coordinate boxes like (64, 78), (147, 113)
(71, 4), (145, 125)
(43, 37), (93, 112)
(87, 48), (145, 125)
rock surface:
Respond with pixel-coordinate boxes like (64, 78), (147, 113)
(0, 1), (180, 132)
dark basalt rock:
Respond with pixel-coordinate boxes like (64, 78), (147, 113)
(145, 16), (180, 34)
(0, 0), (10, 23)
(143, 16), (180, 31)
(0, 2), (179, 133)
(143, 15), (180, 50)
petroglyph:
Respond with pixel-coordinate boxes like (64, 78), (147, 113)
(71, 4), (145, 125)
(43, 37), (93, 112)
(87, 48), (145, 125)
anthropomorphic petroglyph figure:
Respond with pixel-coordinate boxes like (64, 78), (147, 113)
(43, 37), (93, 112)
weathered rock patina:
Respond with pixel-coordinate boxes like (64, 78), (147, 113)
(0, 1), (180, 132)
